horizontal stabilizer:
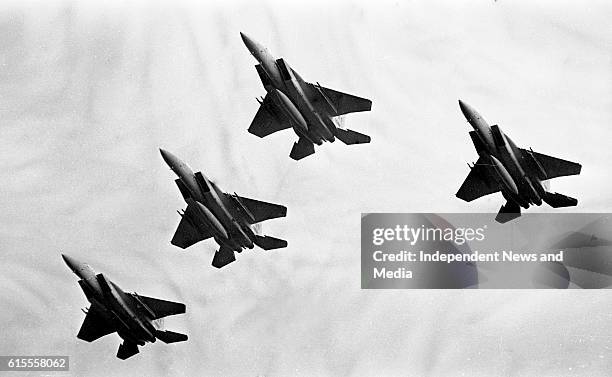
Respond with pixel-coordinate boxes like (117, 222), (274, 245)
(211, 246), (236, 269)
(254, 235), (288, 250)
(155, 330), (188, 344)
(335, 128), (371, 145)
(289, 137), (315, 160)
(117, 341), (139, 360)
(495, 201), (521, 223)
(543, 192), (578, 208)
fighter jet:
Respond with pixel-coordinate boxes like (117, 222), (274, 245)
(62, 254), (187, 360)
(456, 100), (581, 223)
(160, 148), (288, 268)
(240, 32), (372, 160)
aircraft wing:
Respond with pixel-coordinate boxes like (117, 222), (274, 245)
(248, 91), (292, 138)
(456, 156), (502, 202)
(520, 149), (582, 180)
(171, 202), (213, 249)
(228, 194), (287, 224)
(308, 83), (372, 116)
(77, 302), (116, 342)
(135, 295), (186, 320)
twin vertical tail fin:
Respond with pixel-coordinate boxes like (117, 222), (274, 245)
(542, 192), (578, 208)
(155, 330), (188, 344)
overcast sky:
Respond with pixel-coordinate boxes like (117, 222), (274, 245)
(1, 1), (611, 376)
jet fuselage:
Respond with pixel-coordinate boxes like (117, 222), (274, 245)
(459, 100), (544, 209)
(62, 254), (157, 347)
(241, 32), (338, 145)
(159, 149), (256, 252)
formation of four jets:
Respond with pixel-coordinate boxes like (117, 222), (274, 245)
(62, 32), (581, 359)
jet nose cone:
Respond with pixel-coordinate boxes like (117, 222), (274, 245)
(240, 32), (259, 55)
(159, 148), (179, 168)
(240, 31), (250, 46)
(458, 99), (474, 120)
(61, 253), (79, 270)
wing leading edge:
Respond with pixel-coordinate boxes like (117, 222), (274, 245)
(308, 83), (372, 116)
(77, 302), (116, 342)
(135, 295), (186, 320)
(520, 148), (582, 180)
(456, 156), (503, 202)
(248, 91), (292, 138)
(228, 194), (287, 224)
(171, 202), (214, 249)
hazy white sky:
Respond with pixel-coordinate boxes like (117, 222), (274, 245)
(1, 1), (611, 376)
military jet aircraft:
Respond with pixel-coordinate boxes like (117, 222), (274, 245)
(240, 32), (372, 160)
(160, 149), (288, 268)
(456, 100), (581, 223)
(62, 254), (187, 360)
